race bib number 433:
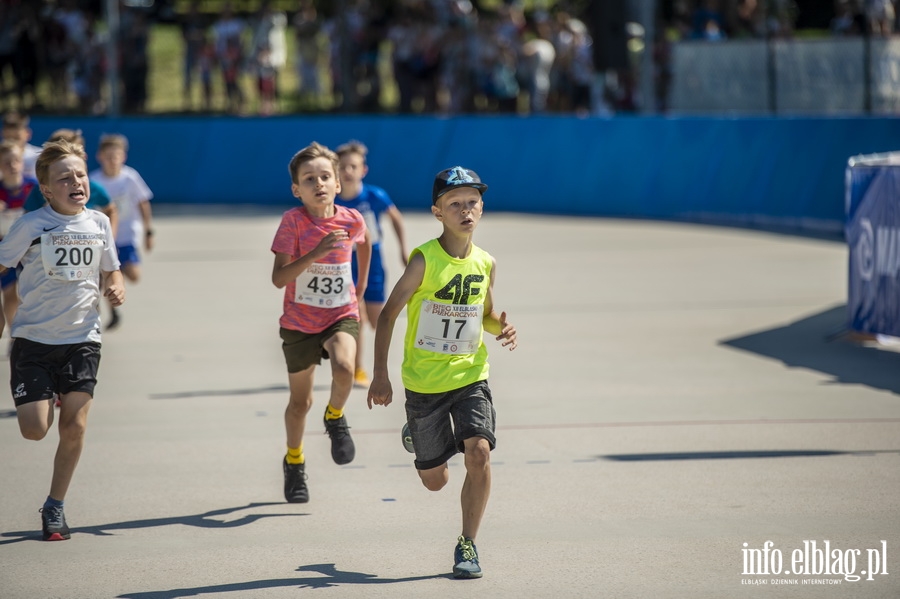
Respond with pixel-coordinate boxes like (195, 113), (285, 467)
(41, 231), (103, 281)
(415, 300), (483, 354)
(294, 262), (352, 307)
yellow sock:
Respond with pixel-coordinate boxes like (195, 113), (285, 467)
(324, 403), (344, 421)
(286, 444), (304, 465)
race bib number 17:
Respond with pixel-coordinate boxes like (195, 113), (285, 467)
(40, 231), (103, 281)
(294, 262), (352, 307)
(415, 300), (483, 354)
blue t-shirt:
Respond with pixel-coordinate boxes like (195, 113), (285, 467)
(334, 183), (394, 250)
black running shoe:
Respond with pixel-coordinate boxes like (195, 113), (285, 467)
(283, 458), (309, 503)
(40, 505), (70, 541)
(323, 413), (355, 465)
(106, 307), (121, 331)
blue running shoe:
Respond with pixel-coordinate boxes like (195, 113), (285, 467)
(453, 536), (482, 579)
(401, 422), (415, 453)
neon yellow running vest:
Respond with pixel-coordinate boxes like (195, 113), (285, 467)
(402, 238), (493, 394)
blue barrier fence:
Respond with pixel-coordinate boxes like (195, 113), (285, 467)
(846, 155), (900, 337)
(30, 115), (900, 233)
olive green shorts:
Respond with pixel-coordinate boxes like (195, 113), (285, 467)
(280, 319), (360, 373)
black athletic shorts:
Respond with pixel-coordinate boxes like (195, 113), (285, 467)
(10, 338), (101, 406)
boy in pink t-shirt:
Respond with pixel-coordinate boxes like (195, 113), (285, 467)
(271, 141), (371, 503)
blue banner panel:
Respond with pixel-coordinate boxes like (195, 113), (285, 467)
(27, 115), (900, 235)
(846, 164), (900, 336)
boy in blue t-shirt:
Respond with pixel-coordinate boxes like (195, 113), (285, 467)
(335, 141), (409, 386)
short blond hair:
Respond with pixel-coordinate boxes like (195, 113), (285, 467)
(35, 139), (87, 186)
(98, 133), (129, 153)
(288, 141), (339, 185)
(335, 140), (368, 161)
(49, 128), (86, 146)
(0, 139), (22, 159)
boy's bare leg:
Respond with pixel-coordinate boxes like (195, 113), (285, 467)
(17, 397), (55, 441)
(2, 284), (18, 335)
(285, 366), (315, 448)
(49, 392), (92, 501)
(322, 331), (355, 411)
(418, 463), (450, 492)
(460, 437), (492, 541)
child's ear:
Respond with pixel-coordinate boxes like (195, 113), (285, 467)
(431, 204), (442, 220)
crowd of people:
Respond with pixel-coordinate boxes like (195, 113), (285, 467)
(0, 0), (897, 117)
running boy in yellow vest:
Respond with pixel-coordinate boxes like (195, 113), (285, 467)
(367, 166), (517, 579)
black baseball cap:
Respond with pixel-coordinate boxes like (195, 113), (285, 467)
(432, 166), (488, 204)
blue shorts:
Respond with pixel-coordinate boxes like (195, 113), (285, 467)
(0, 266), (17, 289)
(404, 380), (496, 471)
(351, 245), (386, 303)
(116, 245), (141, 267)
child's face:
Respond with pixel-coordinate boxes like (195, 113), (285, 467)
(292, 157), (341, 208)
(338, 152), (367, 188)
(41, 155), (90, 216)
(433, 187), (483, 232)
(0, 149), (24, 184)
(97, 146), (126, 176)
(1, 125), (30, 147)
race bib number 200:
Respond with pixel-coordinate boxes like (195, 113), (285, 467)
(40, 232), (104, 281)
(294, 262), (352, 308)
(415, 300), (483, 354)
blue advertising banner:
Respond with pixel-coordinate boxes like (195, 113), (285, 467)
(846, 156), (900, 336)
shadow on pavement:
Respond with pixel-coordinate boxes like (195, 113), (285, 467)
(720, 304), (900, 395)
(0, 502), (304, 545)
(117, 563), (449, 598)
(602, 449), (900, 462)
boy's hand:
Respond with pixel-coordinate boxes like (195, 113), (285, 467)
(311, 229), (349, 259)
(367, 375), (393, 409)
(104, 283), (125, 307)
(496, 311), (517, 351)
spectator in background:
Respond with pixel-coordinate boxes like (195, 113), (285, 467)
(212, 4), (245, 112)
(293, 0), (324, 105)
(832, 0), (864, 35)
(180, 0), (207, 111)
(691, 0), (727, 40)
(43, 19), (72, 112)
(867, 0), (896, 35)
(251, 0), (287, 106)
(519, 16), (556, 113)
(120, 7), (150, 113)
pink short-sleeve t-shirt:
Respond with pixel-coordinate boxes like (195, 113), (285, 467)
(271, 205), (367, 333)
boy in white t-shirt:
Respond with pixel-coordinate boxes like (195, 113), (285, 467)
(89, 134), (153, 329)
(0, 139), (125, 541)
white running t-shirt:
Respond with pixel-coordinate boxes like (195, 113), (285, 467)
(89, 165), (153, 247)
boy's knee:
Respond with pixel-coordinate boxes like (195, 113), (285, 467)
(418, 468), (449, 492)
(331, 358), (354, 381)
(58, 418), (87, 441)
(21, 428), (48, 441)
(287, 394), (313, 414)
(464, 439), (491, 470)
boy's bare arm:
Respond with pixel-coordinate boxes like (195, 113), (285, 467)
(271, 229), (350, 288)
(102, 270), (126, 306)
(367, 252), (425, 409)
(140, 199), (153, 251)
(355, 229), (373, 300)
(385, 205), (409, 265)
(482, 259), (517, 350)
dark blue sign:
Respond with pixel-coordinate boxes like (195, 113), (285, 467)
(846, 162), (900, 336)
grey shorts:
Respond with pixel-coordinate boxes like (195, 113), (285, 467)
(404, 380), (496, 471)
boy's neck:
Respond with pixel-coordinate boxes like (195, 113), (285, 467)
(339, 181), (363, 199)
(302, 202), (335, 219)
(2, 176), (24, 191)
(437, 231), (473, 259)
